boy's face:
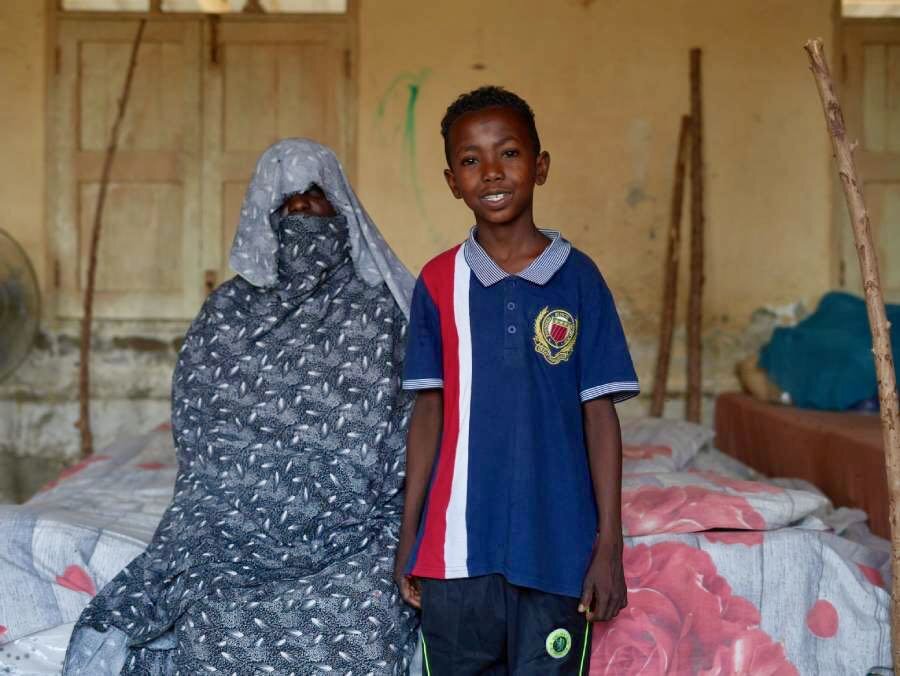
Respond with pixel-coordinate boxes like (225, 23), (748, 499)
(444, 106), (549, 228)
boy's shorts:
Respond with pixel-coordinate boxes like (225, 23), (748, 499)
(418, 574), (592, 675)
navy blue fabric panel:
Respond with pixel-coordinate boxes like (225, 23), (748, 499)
(573, 251), (640, 403)
(464, 274), (515, 577)
(403, 275), (444, 388)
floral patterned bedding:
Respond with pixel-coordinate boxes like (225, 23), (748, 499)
(0, 420), (893, 675)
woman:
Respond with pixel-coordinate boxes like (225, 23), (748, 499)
(64, 139), (417, 675)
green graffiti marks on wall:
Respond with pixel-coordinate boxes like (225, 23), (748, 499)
(376, 69), (432, 224)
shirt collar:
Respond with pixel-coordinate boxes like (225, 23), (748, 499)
(463, 227), (572, 287)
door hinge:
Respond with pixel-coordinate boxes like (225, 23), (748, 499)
(209, 15), (220, 66)
(54, 258), (61, 288)
(204, 269), (217, 295)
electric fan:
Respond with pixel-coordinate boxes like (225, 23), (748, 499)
(0, 229), (40, 382)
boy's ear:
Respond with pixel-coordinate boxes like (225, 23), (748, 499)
(535, 151), (551, 186)
(444, 168), (463, 199)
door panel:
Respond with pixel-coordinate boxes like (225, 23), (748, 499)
(841, 22), (900, 301)
(53, 14), (355, 317)
(78, 182), (184, 292)
(54, 18), (201, 319)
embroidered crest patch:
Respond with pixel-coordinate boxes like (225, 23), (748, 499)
(545, 627), (572, 659)
(534, 307), (578, 365)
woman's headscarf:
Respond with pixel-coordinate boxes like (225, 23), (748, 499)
(228, 138), (414, 317)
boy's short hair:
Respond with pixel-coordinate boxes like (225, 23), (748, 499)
(440, 86), (541, 165)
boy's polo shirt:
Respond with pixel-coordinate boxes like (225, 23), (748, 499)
(402, 229), (639, 598)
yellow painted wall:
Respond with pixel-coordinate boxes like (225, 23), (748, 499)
(358, 0), (838, 396)
(0, 0), (48, 287)
(0, 0), (838, 416)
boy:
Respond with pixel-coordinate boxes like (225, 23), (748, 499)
(394, 86), (639, 675)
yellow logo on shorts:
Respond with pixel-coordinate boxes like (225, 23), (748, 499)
(546, 628), (572, 659)
(534, 307), (578, 365)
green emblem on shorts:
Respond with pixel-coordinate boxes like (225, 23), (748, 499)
(546, 628), (572, 659)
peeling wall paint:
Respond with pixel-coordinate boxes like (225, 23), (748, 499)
(0, 326), (180, 502)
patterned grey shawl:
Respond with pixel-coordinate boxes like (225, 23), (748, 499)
(63, 141), (419, 675)
(230, 138), (413, 317)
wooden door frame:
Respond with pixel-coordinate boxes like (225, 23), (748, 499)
(837, 18), (900, 298)
(44, 0), (359, 323)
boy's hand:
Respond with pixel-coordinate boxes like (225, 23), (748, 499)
(394, 568), (422, 609)
(579, 542), (627, 622)
(394, 391), (441, 612)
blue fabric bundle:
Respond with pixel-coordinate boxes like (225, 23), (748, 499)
(759, 291), (900, 410)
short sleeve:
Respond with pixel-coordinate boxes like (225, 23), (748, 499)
(578, 266), (640, 403)
(402, 276), (443, 390)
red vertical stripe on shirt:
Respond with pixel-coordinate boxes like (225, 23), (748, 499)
(411, 245), (462, 578)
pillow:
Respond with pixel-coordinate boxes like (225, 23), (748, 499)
(683, 446), (762, 481)
(621, 470), (829, 537)
(622, 444), (678, 474)
(621, 417), (715, 469)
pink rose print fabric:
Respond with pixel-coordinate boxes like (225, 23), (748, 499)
(622, 484), (766, 535)
(806, 600), (839, 639)
(38, 455), (111, 492)
(703, 531), (764, 547)
(689, 470), (783, 494)
(621, 418), (714, 468)
(858, 563), (885, 587)
(135, 462), (170, 470)
(624, 445), (673, 460)
(0, 427), (177, 646)
(623, 444), (678, 474)
(55, 565), (96, 596)
(592, 542), (799, 675)
(621, 472), (828, 536)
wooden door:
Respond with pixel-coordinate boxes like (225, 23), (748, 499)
(53, 18), (202, 319)
(52, 13), (355, 318)
(200, 18), (353, 288)
(841, 21), (900, 301)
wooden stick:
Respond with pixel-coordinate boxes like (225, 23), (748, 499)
(804, 37), (900, 665)
(77, 20), (146, 458)
(651, 115), (692, 417)
(686, 48), (705, 423)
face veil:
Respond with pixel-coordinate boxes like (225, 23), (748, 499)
(228, 138), (413, 318)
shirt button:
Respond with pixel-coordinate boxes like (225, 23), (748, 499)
(506, 302), (516, 311)
(507, 325), (517, 334)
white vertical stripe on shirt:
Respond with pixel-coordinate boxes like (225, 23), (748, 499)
(444, 246), (471, 576)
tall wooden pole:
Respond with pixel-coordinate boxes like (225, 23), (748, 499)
(686, 48), (705, 423)
(651, 115), (691, 417)
(77, 20), (146, 458)
(804, 38), (900, 665)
